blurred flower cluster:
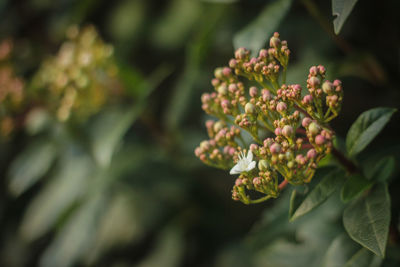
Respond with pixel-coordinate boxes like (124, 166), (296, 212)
(195, 33), (344, 204)
(0, 39), (25, 137)
(33, 25), (122, 122)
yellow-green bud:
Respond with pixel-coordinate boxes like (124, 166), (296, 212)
(258, 159), (269, 171)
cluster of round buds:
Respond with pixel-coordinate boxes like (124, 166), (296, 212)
(0, 39), (25, 137)
(298, 66), (343, 122)
(303, 119), (333, 154)
(195, 120), (243, 169)
(196, 32), (343, 204)
(33, 25), (123, 122)
(228, 33), (291, 92)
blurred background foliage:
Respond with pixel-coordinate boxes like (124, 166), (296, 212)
(0, 0), (399, 266)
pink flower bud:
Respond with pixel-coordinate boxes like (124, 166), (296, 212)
(259, 49), (268, 59)
(235, 178), (243, 186)
(262, 89), (271, 101)
(235, 47), (248, 60)
(249, 86), (258, 97)
(270, 143), (281, 154)
(309, 66), (318, 76)
(333, 79), (342, 87)
(302, 117), (312, 128)
(282, 125), (293, 137)
(211, 78), (220, 87)
(318, 65), (326, 75)
(250, 144), (258, 151)
(195, 147), (202, 157)
(275, 127), (282, 136)
(249, 57), (257, 64)
(315, 135), (325, 145)
(228, 83), (237, 93)
(309, 76), (320, 87)
(307, 149), (317, 159)
(253, 177), (262, 186)
(222, 67), (231, 77)
(221, 99), (230, 109)
(302, 94), (313, 104)
(276, 102), (287, 112)
(200, 154), (207, 161)
(229, 59), (237, 68)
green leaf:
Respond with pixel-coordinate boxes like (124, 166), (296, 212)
(344, 248), (381, 267)
(343, 183), (391, 257)
(346, 107), (396, 156)
(367, 156), (395, 182)
(341, 174), (373, 203)
(332, 0), (359, 34)
(233, 0), (292, 56)
(323, 234), (360, 267)
(164, 6), (223, 132)
(289, 169), (345, 221)
(19, 154), (94, 241)
(8, 139), (57, 196)
(40, 194), (106, 267)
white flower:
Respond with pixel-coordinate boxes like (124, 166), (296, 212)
(229, 150), (256, 175)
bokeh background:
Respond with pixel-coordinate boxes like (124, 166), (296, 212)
(0, 0), (399, 266)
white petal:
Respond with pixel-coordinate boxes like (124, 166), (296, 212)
(230, 164), (242, 175)
(246, 161), (256, 172)
(246, 150), (253, 161)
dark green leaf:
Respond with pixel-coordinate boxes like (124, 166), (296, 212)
(367, 156), (395, 182)
(233, 0), (292, 56)
(341, 174), (373, 203)
(332, 0), (359, 34)
(343, 183), (391, 257)
(8, 139), (57, 196)
(346, 107), (396, 156)
(289, 169), (345, 221)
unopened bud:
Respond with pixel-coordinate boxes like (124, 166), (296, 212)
(309, 76), (320, 87)
(302, 95), (313, 104)
(315, 135), (325, 145)
(282, 125), (293, 137)
(307, 149), (317, 159)
(270, 32), (281, 48)
(217, 84), (228, 95)
(229, 59), (237, 68)
(322, 81), (333, 94)
(249, 86), (258, 97)
(213, 121), (224, 132)
(274, 127), (282, 136)
(245, 102), (255, 114)
(258, 159), (269, 171)
(308, 122), (320, 135)
(214, 68), (223, 79)
(235, 47), (248, 60)
(302, 117), (312, 128)
(270, 143), (281, 154)
(222, 67), (232, 77)
(276, 102), (287, 112)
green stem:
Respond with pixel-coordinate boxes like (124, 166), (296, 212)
(247, 195), (272, 204)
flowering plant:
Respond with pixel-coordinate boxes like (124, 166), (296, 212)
(195, 33), (344, 204)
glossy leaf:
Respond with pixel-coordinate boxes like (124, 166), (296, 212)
(343, 183), (391, 257)
(233, 0), (292, 56)
(289, 169), (345, 221)
(341, 174), (372, 203)
(332, 0), (359, 34)
(346, 107), (396, 156)
(8, 139), (57, 196)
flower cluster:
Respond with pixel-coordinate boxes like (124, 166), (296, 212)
(33, 25), (123, 121)
(0, 39), (25, 137)
(195, 33), (343, 204)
